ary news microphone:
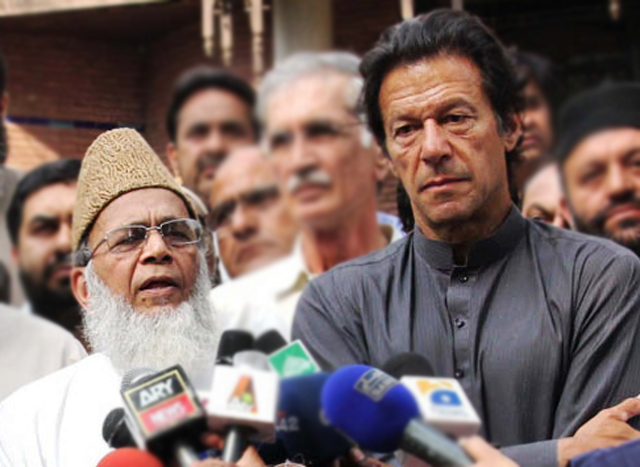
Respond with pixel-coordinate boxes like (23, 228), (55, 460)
(255, 330), (288, 354)
(96, 448), (163, 467)
(322, 365), (472, 467)
(103, 408), (136, 449)
(207, 331), (279, 462)
(382, 353), (481, 438)
(276, 372), (353, 466)
(120, 365), (208, 467)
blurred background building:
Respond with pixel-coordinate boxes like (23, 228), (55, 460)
(0, 0), (638, 215)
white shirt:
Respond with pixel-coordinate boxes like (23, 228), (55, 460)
(210, 223), (404, 339)
(0, 354), (121, 467)
(0, 304), (86, 402)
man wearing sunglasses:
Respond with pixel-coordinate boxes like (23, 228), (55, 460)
(0, 129), (222, 467)
(209, 146), (298, 280)
(210, 52), (402, 339)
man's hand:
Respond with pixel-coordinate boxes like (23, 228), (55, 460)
(557, 397), (640, 467)
(459, 437), (519, 467)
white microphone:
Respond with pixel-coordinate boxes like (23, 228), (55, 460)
(206, 336), (279, 461)
(382, 353), (481, 438)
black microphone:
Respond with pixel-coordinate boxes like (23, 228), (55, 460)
(255, 330), (287, 354)
(381, 352), (435, 379)
(120, 365), (208, 467)
(103, 408), (136, 449)
(216, 330), (254, 365)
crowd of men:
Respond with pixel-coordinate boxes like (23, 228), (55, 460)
(1, 7), (640, 467)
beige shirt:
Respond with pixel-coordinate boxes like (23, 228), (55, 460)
(209, 224), (404, 339)
(0, 304), (86, 401)
(0, 166), (24, 306)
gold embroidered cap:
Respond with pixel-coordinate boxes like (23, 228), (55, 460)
(72, 128), (195, 250)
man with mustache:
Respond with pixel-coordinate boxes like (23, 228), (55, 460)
(556, 82), (640, 257)
(292, 10), (640, 467)
(0, 129), (224, 467)
(6, 159), (86, 346)
(209, 146), (298, 280)
(209, 52), (402, 338)
(166, 66), (258, 206)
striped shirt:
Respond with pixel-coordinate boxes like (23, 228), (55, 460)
(292, 207), (640, 467)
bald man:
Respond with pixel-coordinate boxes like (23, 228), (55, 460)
(209, 146), (298, 279)
(521, 163), (571, 229)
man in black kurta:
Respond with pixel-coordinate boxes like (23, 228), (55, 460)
(292, 10), (640, 467)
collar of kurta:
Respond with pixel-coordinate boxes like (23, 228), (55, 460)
(413, 206), (527, 271)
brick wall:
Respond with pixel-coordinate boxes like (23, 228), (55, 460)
(1, 32), (144, 170)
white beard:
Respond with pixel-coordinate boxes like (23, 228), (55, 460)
(82, 256), (219, 388)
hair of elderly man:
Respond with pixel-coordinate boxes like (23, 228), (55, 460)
(257, 51), (374, 149)
(360, 9), (522, 157)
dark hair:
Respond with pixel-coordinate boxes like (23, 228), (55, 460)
(166, 66), (258, 142)
(0, 49), (6, 96)
(509, 50), (563, 110)
(7, 159), (82, 246)
(361, 9), (521, 154)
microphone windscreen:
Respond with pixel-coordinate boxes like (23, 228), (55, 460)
(255, 330), (287, 354)
(217, 330), (255, 364)
(321, 365), (419, 453)
(96, 448), (163, 467)
(102, 408), (135, 448)
(278, 373), (352, 465)
(381, 353), (435, 379)
(120, 368), (155, 390)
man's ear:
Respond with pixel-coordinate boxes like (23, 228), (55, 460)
(71, 267), (89, 309)
(166, 142), (183, 184)
(559, 196), (576, 230)
(11, 245), (19, 268)
(371, 141), (391, 183)
(502, 113), (523, 152)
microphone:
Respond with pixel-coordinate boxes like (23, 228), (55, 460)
(120, 365), (208, 466)
(276, 372), (353, 466)
(102, 408), (136, 448)
(96, 448), (163, 467)
(216, 330), (254, 365)
(382, 353), (481, 438)
(207, 331), (279, 462)
(381, 353), (481, 438)
(255, 330), (288, 354)
(322, 365), (473, 467)
(266, 339), (320, 378)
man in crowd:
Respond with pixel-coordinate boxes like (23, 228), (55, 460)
(0, 129), (221, 467)
(508, 50), (561, 199)
(521, 163), (570, 229)
(293, 10), (640, 467)
(557, 82), (640, 258)
(210, 52), (401, 338)
(210, 146), (298, 280)
(0, 297), (85, 401)
(7, 159), (85, 346)
(166, 66), (258, 205)
(0, 49), (24, 305)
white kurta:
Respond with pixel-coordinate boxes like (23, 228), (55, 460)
(0, 353), (121, 467)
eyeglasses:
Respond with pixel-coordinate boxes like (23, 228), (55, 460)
(90, 218), (202, 258)
(209, 185), (280, 231)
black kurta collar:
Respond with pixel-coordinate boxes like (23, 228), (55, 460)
(413, 206), (527, 271)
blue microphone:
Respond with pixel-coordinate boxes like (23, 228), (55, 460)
(321, 365), (472, 467)
(277, 373), (353, 466)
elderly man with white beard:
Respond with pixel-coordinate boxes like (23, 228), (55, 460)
(0, 129), (232, 467)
